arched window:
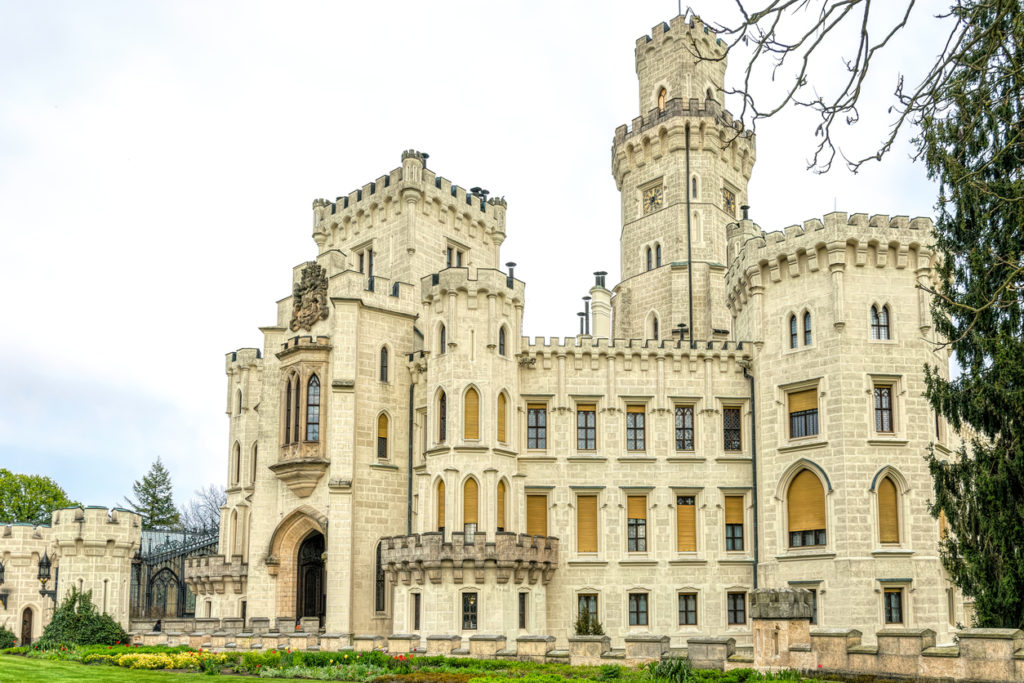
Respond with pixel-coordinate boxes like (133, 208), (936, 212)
(292, 378), (301, 444)
(439, 324), (447, 354)
(374, 542), (386, 612)
(789, 315), (798, 349)
(232, 443), (241, 484)
(878, 476), (900, 543)
(803, 312), (812, 346)
(871, 305), (891, 340)
(498, 327), (506, 356)
(463, 478), (478, 531)
(284, 378), (293, 444)
(380, 347), (389, 382)
(306, 375), (320, 442)
(645, 247), (653, 271)
(497, 393), (508, 443)
(788, 470), (826, 547)
(438, 391), (447, 442)
(377, 414), (389, 459)
(251, 444), (258, 483)
(235, 389), (242, 415)
(706, 87), (714, 102)
(691, 176), (698, 199)
(655, 244), (662, 267)
(657, 87), (667, 111)
(652, 316), (659, 340)
(437, 480), (446, 533)
(464, 388), (479, 440)
(497, 480), (507, 532)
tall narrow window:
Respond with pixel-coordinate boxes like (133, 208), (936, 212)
(527, 404), (547, 449)
(251, 444), (257, 483)
(374, 543), (386, 612)
(652, 316), (659, 340)
(678, 593), (697, 625)
(675, 406), (694, 451)
(377, 414), (389, 459)
(413, 593), (421, 631)
(691, 176), (697, 199)
(463, 478), (478, 532)
(878, 476), (900, 543)
(438, 391), (447, 442)
(235, 389), (242, 415)
(577, 494), (598, 553)
(497, 393), (508, 443)
(655, 244), (662, 267)
(646, 247), (653, 271)
(446, 247), (453, 268)
(809, 588), (818, 625)
(657, 87), (667, 111)
(437, 480), (446, 533)
(577, 404), (596, 450)
(462, 593), (478, 629)
(306, 375), (320, 441)
(526, 494), (547, 535)
(498, 327), (506, 356)
(874, 385), (893, 432)
(628, 593), (648, 626)
(380, 347), (389, 382)
(723, 407), (742, 451)
(871, 305), (891, 340)
(676, 495), (696, 552)
(884, 589), (903, 624)
(725, 495), (744, 551)
(464, 388), (479, 440)
(789, 314), (798, 349)
(233, 443), (241, 484)
(788, 389), (819, 438)
(788, 470), (827, 547)
(727, 593), (746, 624)
(497, 480), (507, 532)
(284, 378), (292, 444)
(519, 592), (528, 629)
(293, 379), (301, 444)
(627, 495), (647, 552)
(803, 312), (812, 345)
(626, 406), (646, 451)
(439, 324), (447, 354)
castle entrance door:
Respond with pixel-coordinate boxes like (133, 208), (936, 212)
(21, 607), (32, 645)
(296, 532), (325, 627)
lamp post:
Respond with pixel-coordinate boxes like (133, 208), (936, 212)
(38, 552), (56, 603)
(0, 560), (7, 609)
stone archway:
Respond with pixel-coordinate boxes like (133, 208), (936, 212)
(20, 607), (33, 645)
(267, 506), (328, 619)
(296, 532), (325, 626)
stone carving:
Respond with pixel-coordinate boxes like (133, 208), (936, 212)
(290, 263), (329, 331)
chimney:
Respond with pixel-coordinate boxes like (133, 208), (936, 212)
(590, 271), (611, 338)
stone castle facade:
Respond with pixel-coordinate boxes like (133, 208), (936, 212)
(184, 14), (958, 650)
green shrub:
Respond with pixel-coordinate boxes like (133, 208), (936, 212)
(645, 657), (695, 683)
(0, 627), (15, 649)
(574, 608), (605, 636)
(597, 664), (625, 680)
(34, 587), (129, 649)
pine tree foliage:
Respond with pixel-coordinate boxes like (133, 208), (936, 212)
(921, 0), (1024, 630)
(123, 457), (180, 529)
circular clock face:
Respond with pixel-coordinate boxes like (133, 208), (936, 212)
(643, 185), (663, 214)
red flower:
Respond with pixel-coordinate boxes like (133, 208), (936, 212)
(108, 646), (112, 649)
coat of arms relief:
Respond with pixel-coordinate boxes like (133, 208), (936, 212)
(289, 262), (330, 331)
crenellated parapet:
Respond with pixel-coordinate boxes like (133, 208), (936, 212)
(420, 267), (525, 308)
(519, 335), (752, 365)
(225, 347), (262, 373)
(379, 532), (558, 586)
(50, 507), (141, 555)
(184, 554), (247, 597)
(725, 211), (936, 315)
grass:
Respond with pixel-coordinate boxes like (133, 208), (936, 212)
(0, 654), (316, 682)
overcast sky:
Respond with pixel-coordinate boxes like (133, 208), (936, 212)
(0, 1), (945, 512)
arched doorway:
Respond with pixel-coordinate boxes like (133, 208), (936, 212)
(20, 607), (32, 645)
(296, 532), (325, 627)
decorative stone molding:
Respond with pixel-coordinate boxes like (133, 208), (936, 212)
(268, 458), (329, 497)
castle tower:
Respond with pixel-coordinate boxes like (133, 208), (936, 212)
(610, 15), (755, 342)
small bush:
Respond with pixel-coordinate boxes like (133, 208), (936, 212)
(34, 587), (128, 649)
(0, 627), (16, 649)
(645, 657), (695, 683)
(574, 608), (605, 636)
(597, 664), (625, 680)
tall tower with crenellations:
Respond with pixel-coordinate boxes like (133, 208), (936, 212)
(611, 14), (755, 343)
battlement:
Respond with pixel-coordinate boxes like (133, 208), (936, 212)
(519, 335), (752, 362)
(51, 506), (141, 530)
(225, 347), (262, 371)
(636, 14), (725, 55)
(0, 521), (49, 543)
(312, 151), (508, 249)
(614, 96), (752, 145)
(420, 267), (526, 305)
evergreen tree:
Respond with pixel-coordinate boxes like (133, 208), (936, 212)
(124, 457), (180, 529)
(0, 468), (79, 525)
(921, 0), (1024, 629)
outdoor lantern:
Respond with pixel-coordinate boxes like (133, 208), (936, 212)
(0, 560), (5, 585)
(37, 552), (51, 584)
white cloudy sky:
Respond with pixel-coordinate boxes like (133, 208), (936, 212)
(0, 1), (945, 510)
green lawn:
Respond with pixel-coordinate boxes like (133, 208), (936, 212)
(0, 654), (317, 682)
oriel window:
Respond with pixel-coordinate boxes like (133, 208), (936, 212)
(306, 375), (320, 442)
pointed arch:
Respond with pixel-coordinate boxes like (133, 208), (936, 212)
(645, 246), (653, 271)
(437, 389), (447, 442)
(878, 476), (900, 543)
(380, 346), (389, 382)
(438, 323), (447, 354)
(463, 476), (479, 528)
(235, 389), (242, 415)
(229, 508), (239, 556)
(283, 376), (293, 444)
(266, 505), (328, 561)
(232, 442), (241, 484)
(691, 175), (698, 199)
(803, 311), (812, 345)
(646, 310), (661, 341)
(306, 375), (320, 441)
(655, 243), (662, 267)
(377, 412), (389, 459)
(498, 326), (507, 356)
(497, 391), (508, 443)
(871, 304), (891, 339)
(463, 387), (480, 440)
(436, 477), (446, 533)
(374, 541), (386, 612)
(789, 314), (798, 348)
(250, 442), (258, 484)
(497, 479), (508, 532)
(786, 468), (828, 548)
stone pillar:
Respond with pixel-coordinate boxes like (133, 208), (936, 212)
(568, 635), (611, 666)
(469, 634), (507, 658)
(750, 588), (813, 670)
(624, 634), (670, 664)
(516, 635), (555, 662)
(876, 628), (935, 678)
(426, 634), (463, 655)
(686, 637), (735, 671)
(958, 628), (1024, 682)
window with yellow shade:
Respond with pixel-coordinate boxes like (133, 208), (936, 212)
(497, 480), (507, 532)
(878, 476), (900, 544)
(497, 393), (508, 443)
(464, 388), (479, 440)
(788, 470), (827, 547)
(526, 494), (547, 536)
(676, 495), (697, 553)
(463, 478), (478, 534)
(577, 494), (598, 554)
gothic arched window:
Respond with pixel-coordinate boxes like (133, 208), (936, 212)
(871, 305), (891, 340)
(374, 542), (386, 612)
(284, 378), (293, 444)
(438, 391), (447, 442)
(306, 375), (320, 442)
(789, 315), (798, 349)
(439, 324), (447, 354)
(498, 327), (506, 356)
(803, 312), (812, 346)
(380, 347), (389, 382)
(657, 87), (667, 111)
(655, 244), (662, 267)
(646, 247), (653, 271)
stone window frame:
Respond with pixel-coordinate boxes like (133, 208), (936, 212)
(571, 486), (604, 558)
(435, 388), (448, 444)
(720, 487), (751, 556)
(725, 587), (749, 627)
(459, 474), (482, 538)
(869, 301), (895, 342)
(776, 459), (835, 558)
(410, 590), (423, 632)
(675, 586), (702, 629)
(721, 400), (747, 454)
(783, 305), (817, 354)
(878, 579), (912, 625)
(461, 384), (482, 443)
(869, 466), (910, 550)
(625, 587), (652, 629)
(379, 345), (390, 383)
(866, 373), (905, 441)
(621, 486), (653, 556)
(518, 588), (531, 631)
(574, 398), (599, 452)
(779, 378), (824, 444)
(673, 403), (697, 452)
(496, 390), (511, 446)
(459, 588), (480, 632)
(524, 398), (549, 451)
(231, 441), (242, 486)
(376, 411), (391, 461)
(576, 589), (602, 626)
(445, 241), (468, 269)
(670, 485), (704, 556)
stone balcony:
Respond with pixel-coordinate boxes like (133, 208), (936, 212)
(379, 531), (558, 586)
(185, 554), (248, 596)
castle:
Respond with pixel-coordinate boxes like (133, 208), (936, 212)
(0, 14), (957, 653)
